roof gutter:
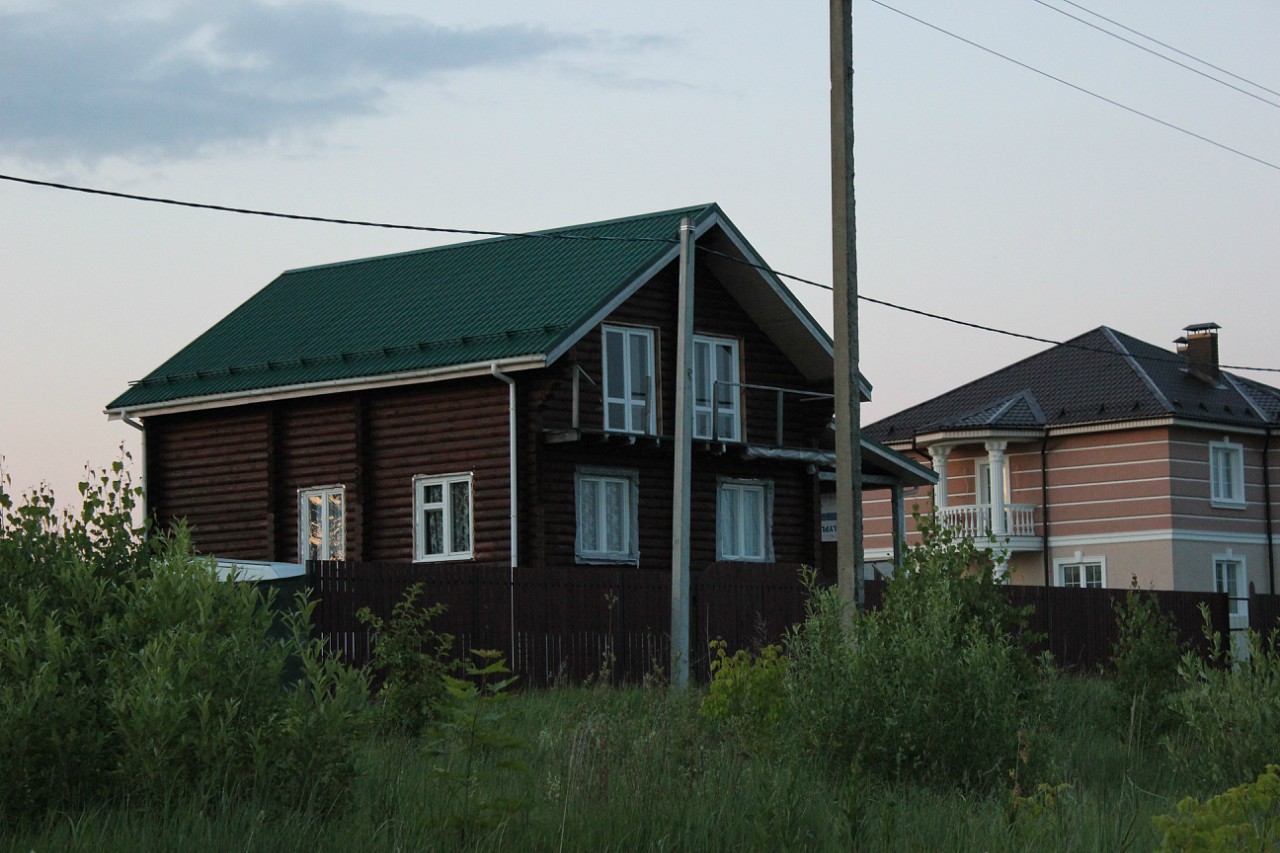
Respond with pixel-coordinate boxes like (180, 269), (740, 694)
(1265, 426), (1276, 595)
(105, 355), (546, 420)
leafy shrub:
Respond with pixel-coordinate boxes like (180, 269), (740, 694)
(699, 638), (789, 746)
(786, 520), (1035, 790)
(1166, 612), (1280, 788)
(1110, 578), (1182, 739)
(1154, 764), (1280, 851)
(358, 583), (454, 735)
(0, 464), (369, 820)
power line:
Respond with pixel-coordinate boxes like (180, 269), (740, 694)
(4, 170), (1279, 375)
(1029, 0), (1280, 111)
(866, 0), (1280, 173)
(1053, 0), (1280, 100)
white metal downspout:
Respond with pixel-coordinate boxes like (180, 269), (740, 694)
(119, 412), (146, 520)
(491, 364), (518, 666)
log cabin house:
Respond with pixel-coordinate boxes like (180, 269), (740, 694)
(106, 204), (933, 576)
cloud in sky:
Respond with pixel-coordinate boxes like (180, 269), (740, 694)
(0, 0), (596, 164)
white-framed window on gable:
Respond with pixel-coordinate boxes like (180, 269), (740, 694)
(602, 325), (656, 435)
(414, 473), (473, 562)
(575, 467), (640, 563)
(1214, 553), (1247, 617)
(299, 485), (345, 562)
(1055, 553), (1105, 589)
(717, 478), (773, 562)
(693, 334), (741, 441)
(1210, 439), (1245, 507)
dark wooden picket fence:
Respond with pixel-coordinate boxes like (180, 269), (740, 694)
(308, 560), (809, 685)
(307, 561), (1270, 684)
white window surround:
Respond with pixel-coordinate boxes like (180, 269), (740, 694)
(1209, 439), (1246, 508)
(1054, 552), (1105, 588)
(413, 473), (474, 562)
(299, 485), (345, 562)
(976, 459), (1011, 505)
(575, 467), (640, 564)
(717, 478), (774, 562)
(693, 334), (741, 442)
(1213, 551), (1247, 617)
(602, 325), (657, 435)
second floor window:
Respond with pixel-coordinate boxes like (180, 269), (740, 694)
(603, 325), (656, 434)
(694, 335), (740, 441)
(1210, 440), (1245, 507)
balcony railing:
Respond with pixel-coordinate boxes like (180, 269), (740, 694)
(937, 504), (1037, 539)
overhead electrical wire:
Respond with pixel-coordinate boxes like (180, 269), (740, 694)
(4, 171), (1277, 376)
(865, 0), (1280, 172)
(1027, 0), (1280, 111)
(1053, 0), (1280, 100)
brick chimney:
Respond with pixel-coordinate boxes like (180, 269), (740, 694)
(1175, 323), (1221, 384)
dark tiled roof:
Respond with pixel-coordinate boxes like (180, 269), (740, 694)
(867, 326), (1280, 442)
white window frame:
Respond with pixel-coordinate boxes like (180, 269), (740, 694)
(299, 485), (345, 562)
(693, 334), (741, 442)
(976, 460), (1011, 506)
(602, 325), (657, 435)
(413, 473), (474, 562)
(1210, 439), (1246, 508)
(575, 467), (640, 564)
(1214, 552), (1248, 617)
(1054, 553), (1105, 589)
(717, 478), (774, 562)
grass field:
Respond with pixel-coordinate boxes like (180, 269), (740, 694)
(4, 675), (1204, 852)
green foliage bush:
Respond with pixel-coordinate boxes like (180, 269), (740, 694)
(358, 583), (454, 735)
(0, 463), (369, 820)
(1166, 612), (1280, 789)
(1154, 764), (1280, 851)
(1110, 578), (1183, 739)
(698, 638), (789, 746)
(786, 518), (1036, 790)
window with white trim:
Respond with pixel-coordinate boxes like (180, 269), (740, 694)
(414, 473), (473, 562)
(299, 485), (345, 561)
(717, 479), (773, 562)
(693, 334), (741, 441)
(576, 468), (639, 563)
(602, 325), (656, 435)
(1214, 554), (1247, 616)
(1210, 440), (1245, 507)
(1055, 554), (1105, 588)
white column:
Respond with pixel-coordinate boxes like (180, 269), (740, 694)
(986, 440), (1008, 538)
(929, 446), (951, 510)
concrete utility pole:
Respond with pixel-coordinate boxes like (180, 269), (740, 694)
(831, 0), (865, 610)
(670, 217), (695, 688)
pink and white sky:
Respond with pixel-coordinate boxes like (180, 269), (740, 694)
(2, 0), (1277, 507)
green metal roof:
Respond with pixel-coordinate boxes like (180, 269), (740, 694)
(107, 205), (720, 411)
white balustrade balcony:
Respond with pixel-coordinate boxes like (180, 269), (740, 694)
(936, 503), (1037, 540)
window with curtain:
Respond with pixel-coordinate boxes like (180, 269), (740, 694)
(414, 473), (473, 561)
(602, 325), (656, 434)
(1210, 440), (1245, 507)
(299, 485), (345, 562)
(575, 467), (639, 563)
(717, 479), (772, 562)
(693, 334), (740, 441)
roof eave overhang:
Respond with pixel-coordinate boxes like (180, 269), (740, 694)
(882, 414), (1274, 450)
(105, 354), (547, 420)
